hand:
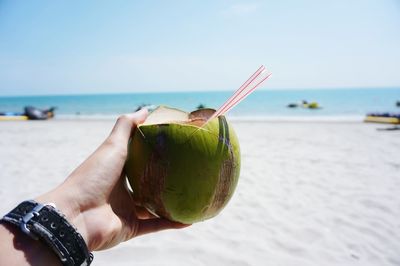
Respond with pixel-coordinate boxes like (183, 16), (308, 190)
(36, 109), (189, 251)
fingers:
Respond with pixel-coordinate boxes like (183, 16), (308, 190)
(122, 175), (156, 220)
(109, 108), (148, 144)
(135, 218), (191, 237)
(134, 206), (157, 220)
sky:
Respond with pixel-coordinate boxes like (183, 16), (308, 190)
(0, 0), (399, 96)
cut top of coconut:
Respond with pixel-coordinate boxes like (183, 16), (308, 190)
(141, 106), (188, 125)
(141, 106), (217, 127)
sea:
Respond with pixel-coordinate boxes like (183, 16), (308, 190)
(0, 88), (399, 121)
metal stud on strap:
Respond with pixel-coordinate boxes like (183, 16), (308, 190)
(20, 202), (56, 239)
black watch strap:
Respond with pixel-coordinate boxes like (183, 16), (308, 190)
(1, 200), (93, 266)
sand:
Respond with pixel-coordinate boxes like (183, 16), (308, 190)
(1, 120), (399, 266)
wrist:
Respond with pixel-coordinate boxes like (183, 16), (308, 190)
(0, 223), (62, 265)
(35, 186), (90, 249)
(2, 199), (94, 265)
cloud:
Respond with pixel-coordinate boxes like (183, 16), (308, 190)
(222, 3), (259, 17)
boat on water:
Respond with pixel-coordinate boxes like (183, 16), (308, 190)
(303, 102), (320, 109)
(364, 113), (400, 124)
(287, 100), (321, 109)
(0, 106), (56, 121)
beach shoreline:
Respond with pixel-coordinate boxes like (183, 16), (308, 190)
(1, 88), (399, 119)
(48, 115), (367, 123)
(1, 120), (399, 266)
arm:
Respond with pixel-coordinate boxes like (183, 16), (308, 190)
(0, 109), (189, 266)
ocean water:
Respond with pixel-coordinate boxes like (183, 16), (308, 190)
(0, 88), (399, 119)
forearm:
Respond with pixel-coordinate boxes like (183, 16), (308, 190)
(0, 223), (61, 266)
(0, 110), (187, 265)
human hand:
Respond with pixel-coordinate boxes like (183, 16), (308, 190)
(36, 109), (189, 251)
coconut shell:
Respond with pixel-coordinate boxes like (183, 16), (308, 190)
(125, 106), (241, 224)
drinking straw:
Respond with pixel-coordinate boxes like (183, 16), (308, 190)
(216, 69), (271, 117)
(205, 65), (272, 123)
(210, 65), (266, 120)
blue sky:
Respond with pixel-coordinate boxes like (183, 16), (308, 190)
(0, 0), (399, 95)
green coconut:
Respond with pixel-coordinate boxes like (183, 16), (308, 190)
(125, 106), (241, 224)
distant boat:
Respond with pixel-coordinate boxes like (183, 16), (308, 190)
(287, 103), (298, 108)
(304, 102), (321, 109)
(0, 106), (56, 121)
(287, 101), (321, 109)
(364, 113), (400, 124)
(196, 103), (206, 110)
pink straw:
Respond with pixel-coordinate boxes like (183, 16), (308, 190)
(194, 65), (271, 131)
(207, 65), (271, 122)
(219, 72), (272, 115)
(211, 65), (265, 119)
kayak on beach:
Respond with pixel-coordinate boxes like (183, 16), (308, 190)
(0, 106), (56, 121)
(364, 113), (400, 124)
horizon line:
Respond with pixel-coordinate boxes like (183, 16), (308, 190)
(0, 86), (399, 98)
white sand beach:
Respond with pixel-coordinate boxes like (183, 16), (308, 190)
(1, 120), (399, 266)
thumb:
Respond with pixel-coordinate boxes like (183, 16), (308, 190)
(109, 108), (148, 144)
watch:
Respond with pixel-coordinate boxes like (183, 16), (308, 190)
(1, 200), (93, 266)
